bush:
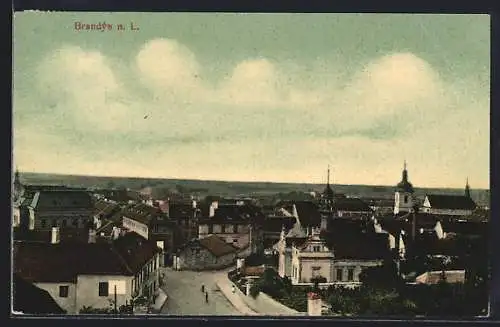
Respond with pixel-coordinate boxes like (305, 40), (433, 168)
(249, 284), (260, 298)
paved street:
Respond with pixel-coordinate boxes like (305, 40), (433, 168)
(160, 268), (240, 315)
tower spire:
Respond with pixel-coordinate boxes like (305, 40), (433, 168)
(327, 165), (331, 186)
(402, 160), (408, 182)
(465, 177), (471, 198)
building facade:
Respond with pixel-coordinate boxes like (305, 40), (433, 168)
(174, 235), (237, 270)
(13, 231), (161, 314)
(197, 202), (265, 255)
(24, 190), (94, 231)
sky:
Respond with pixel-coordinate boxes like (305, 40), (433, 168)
(12, 12), (490, 188)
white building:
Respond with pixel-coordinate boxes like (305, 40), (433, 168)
(14, 229), (162, 314)
(279, 227), (386, 288)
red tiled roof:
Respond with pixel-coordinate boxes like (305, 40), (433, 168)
(198, 235), (238, 257)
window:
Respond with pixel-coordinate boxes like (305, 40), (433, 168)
(347, 268), (355, 281)
(225, 224), (235, 233)
(41, 219), (47, 228)
(98, 282), (109, 296)
(404, 195), (408, 203)
(313, 246), (321, 252)
(336, 268), (343, 281)
(59, 285), (69, 298)
(311, 266), (321, 277)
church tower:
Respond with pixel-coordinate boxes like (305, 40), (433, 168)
(465, 177), (471, 198)
(321, 165), (334, 210)
(13, 168), (23, 201)
(394, 161), (415, 215)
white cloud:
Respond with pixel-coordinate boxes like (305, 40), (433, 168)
(135, 38), (205, 101)
(13, 40), (489, 188)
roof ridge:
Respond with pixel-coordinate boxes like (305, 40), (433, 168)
(109, 244), (134, 275)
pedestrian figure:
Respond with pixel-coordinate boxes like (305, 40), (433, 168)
(205, 291), (209, 304)
(232, 285), (235, 293)
(201, 284), (205, 293)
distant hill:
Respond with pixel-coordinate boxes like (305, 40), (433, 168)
(17, 172), (490, 207)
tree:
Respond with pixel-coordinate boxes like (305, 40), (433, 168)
(359, 260), (402, 291)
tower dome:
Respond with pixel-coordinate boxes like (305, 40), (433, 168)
(396, 161), (414, 193)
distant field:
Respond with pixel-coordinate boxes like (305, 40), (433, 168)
(18, 172), (490, 207)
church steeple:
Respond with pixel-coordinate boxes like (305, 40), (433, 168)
(14, 167), (20, 186)
(394, 160), (415, 215)
(396, 160), (414, 193)
(465, 177), (471, 198)
(323, 165), (334, 202)
(13, 167), (23, 201)
(402, 160), (408, 183)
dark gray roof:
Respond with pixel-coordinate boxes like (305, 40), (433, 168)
(425, 194), (477, 210)
(293, 201), (321, 227)
(14, 232), (160, 283)
(30, 190), (93, 210)
(13, 274), (66, 314)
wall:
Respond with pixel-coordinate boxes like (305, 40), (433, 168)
(177, 246), (236, 270)
(122, 217), (149, 240)
(12, 206), (20, 227)
(426, 208), (472, 216)
(394, 191), (414, 214)
(226, 279), (303, 316)
(132, 253), (161, 299)
(35, 282), (77, 314)
(331, 260), (382, 282)
(34, 209), (94, 230)
(75, 275), (133, 313)
(299, 259), (333, 283)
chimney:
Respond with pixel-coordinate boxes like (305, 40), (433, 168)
(51, 227), (60, 244)
(88, 229), (97, 244)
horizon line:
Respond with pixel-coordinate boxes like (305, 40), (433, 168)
(16, 170), (490, 191)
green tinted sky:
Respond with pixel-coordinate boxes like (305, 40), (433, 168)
(13, 12), (490, 188)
